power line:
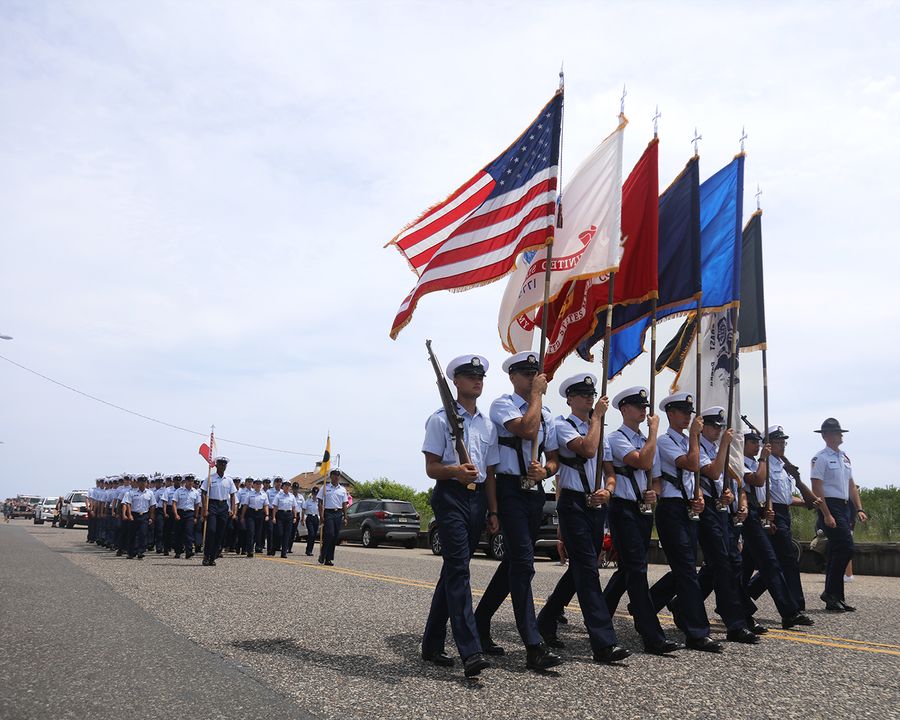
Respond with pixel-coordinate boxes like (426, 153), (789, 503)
(0, 353), (320, 457)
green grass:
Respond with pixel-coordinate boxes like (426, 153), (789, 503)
(790, 486), (900, 542)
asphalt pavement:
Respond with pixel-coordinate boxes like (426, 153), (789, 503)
(3, 520), (899, 720)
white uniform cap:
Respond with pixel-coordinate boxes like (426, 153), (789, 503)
(214, 456), (229, 464)
(612, 386), (650, 408)
(558, 373), (598, 398)
(501, 351), (540, 374)
(767, 424), (789, 439)
(329, 467), (341, 476)
(446, 354), (489, 378)
(700, 406), (727, 426)
(659, 391), (695, 413)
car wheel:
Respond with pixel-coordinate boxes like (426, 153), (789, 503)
(429, 529), (442, 556)
(488, 532), (505, 561)
(361, 526), (378, 548)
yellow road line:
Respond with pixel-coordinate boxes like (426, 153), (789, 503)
(258, 556), (900, 658)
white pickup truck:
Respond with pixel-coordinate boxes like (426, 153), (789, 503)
(59, 491), (89, 528)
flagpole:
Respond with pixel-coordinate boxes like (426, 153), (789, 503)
(648, 106), (662, 414)
(688, 129), (704, 517)
(596, 271), (616, 493)
(202, 424), (214, 551)
(725, 305), (742, 518)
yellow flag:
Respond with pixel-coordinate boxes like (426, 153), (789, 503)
(319, 434), (331, 478)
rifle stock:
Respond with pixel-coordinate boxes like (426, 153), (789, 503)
(740, 415), (817, 510)
(425, 340), (472, 468)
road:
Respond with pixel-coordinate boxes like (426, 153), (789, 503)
(2, 520), (898, 720)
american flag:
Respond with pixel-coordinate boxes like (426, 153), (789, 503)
(387, 91), (563, 339)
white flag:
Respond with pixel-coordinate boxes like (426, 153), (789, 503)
(673, 310), (744, 480)
(498, 118), (626, 352)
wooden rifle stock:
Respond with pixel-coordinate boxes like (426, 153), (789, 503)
(425, 340), (472, 467)
(781, 456), (818, 509)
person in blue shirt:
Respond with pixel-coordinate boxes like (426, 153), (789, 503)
(602, 386), (681, 655)
(240, 477), (269, 558)
(421, 354), (497, 679)
(172, 474), (201, 559)
(300, 489), (320, 557)
(272, 481), (298, 559)
(265, 478), (282, 556)
(122, 474), (155, 560)
(536, 374), (632, 663)
(163, 475), (181, 556)
(201, 457), (237, 567)
(811, 418), (868, 612)
(648, 392), (722, 653)
(473, 351), (561, 672)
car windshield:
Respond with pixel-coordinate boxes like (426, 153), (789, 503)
(383, 502), (416, 514)
(71, 493), (86, 502)
(44, 498), (58, 504)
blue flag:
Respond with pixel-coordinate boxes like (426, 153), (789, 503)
(578, 156), (702, 377)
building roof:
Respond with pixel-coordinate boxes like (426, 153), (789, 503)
(288, 469), (356, 492)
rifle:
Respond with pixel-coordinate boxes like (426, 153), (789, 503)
(425, 340), (475, 489)
(740, 414), (773, 527)
(741, 415), (819, 510)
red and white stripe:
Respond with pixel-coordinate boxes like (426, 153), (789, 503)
(390, 167), (557, 338)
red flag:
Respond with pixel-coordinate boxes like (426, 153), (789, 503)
(541, 138), (659, 378)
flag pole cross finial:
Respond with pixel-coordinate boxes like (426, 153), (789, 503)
(559, 62), (564, 89)
(740, 126), (748, 153)
(692, 127), (702, 157)
(756, 184), (762, 210)
(620, 84), (627, 115)
(652, 105), (661, 137)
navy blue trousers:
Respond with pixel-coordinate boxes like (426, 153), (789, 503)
(321, 510), (342, 562)
(204, 500), (229, 562)
(650, 498), (710, 640)
(423, 481), (487, 660)
(244, 509), (264, 554)
(276, 511), (294, 556)
(164, 507), (177, 552)
(823, 498), (854, 600)
(603, 498), (666, 645)
(767, 504), (805, 610)
(127, 514), (148, 557)
(741, 508), (799, 619)
(538, 491), (617, 653)
(695, 502), (748, 632)
(178, 511), (195, 555)
(305, 515), (320, 555)
(474, 478), (543, 647)
(154, 507), (165, 551)
(266, 516), (279, 554)
(115, 516), (127, 552)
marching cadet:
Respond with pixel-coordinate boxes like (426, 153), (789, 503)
(272, 479), (299, 559)
(421, 354), (497, 678)
(152, 476), (166, 553)
(201, 457), (237, 567)
(603, 386), (681, 655)
(103, 478), (116, 548)
(766, 425), (809, 612)
(289, 483), (303, 554)
(265, 478), (281, 556)
(473, 351), (561, 671)
(318, 469), (349, 566)
(86, 479), (101, 542)
(96, 479), (109, 547)
(172, 473), (201, 559)
(115, 475), (133, 556)
(741, 433), (813, 630)
(649, 392), (723, 653)
(693, 407), (759, 644)
(121, 474), (154, 560)
(241, 477), (269, 557)
(231, 477), (247, 554)
(811, 418), (868, 612)
(301, 488), (320, 557)
(163, 475), (182, 556)
(536, 374), (631, 663)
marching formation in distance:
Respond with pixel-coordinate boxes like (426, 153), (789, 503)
(421, 350), (866, 678)
(82, 458), (350, 567)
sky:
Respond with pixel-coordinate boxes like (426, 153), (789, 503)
(2, 1), (899, 500)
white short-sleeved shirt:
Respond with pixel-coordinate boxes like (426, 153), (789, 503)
(272, 490), (297, 512)
(173, 487), (201, 510)
(553, 414), (611, 493)
(768, 456), (795, 505)
(422, 403), (499, 484)
(236, 487), (250, 506)
(608, 424), (659, 501)
(657, 427), (696, 500)
(153, 487), (166, 508)
(698, 436), (725, 499)
(201, 473), (237, 501)
(743, 456), (766, 505)
(490, 393), (558, 476)
(244, 489), (269, 511)
(302, 496), (319, 515)
(811, 447), (853, 500)
(124, 488), (155, 514)
(320, 483), (349, 510)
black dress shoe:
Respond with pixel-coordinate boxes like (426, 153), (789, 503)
(479, 635), (505, 656)
(748, 619), (768, 634)
(201, 559), (210, 566)
(116, 550), (123, 556)
(540, 632), (565, 649)
(821, 592), (846, 612)
(557, 613), (568, 625)
(526, 643), (562, 671)
(782, 612), (813, 629)
(325, 560), (334, 566)
(593, 645), (631, 663)
(163, 551), (170, 556)
(281, 553), (288, 558)
(644, 639), (683, 655)
(726, 628), (760, 644)
(686, 636), (724, 653)
(209, 559), (216, 566)
(422, 650), (455, 667)
(186, 552), (194, 559)
(174, 553), (181, 559)
(137, 554), (144, 560)
(463, 653), (490, 678)
(839, 600), (856, 612)
(317, 556), (325, 564)
(246, 553), (254, 558)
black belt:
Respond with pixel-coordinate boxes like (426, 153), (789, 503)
(325, 508), (342, 514)
(180, 510), (194, 515)
(208, 499), (228, 505)
(276, 509), (293, 515)
(133, 512), (147, 517)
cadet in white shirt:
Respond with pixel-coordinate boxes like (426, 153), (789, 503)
(272, 482), (299, 559)
(152, 477), (166, 553)
(122, 474), (155, 560)
(201, 457), (237, 567)
(240, 477), (269, 557)
(318, 469), (349, 566)
(265, 478), (281, 556)
(811, 418), (868, 612)
(300, 489), (320, 557)
(114, 475), (133, 557)
(172, 474), (202, 559)
(163, 475), (182, 556)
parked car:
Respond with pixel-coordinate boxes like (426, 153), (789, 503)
(12, 494), (42, 519)
(59, 491), (89, 528)
(33, 497), (59, 525)
(428, 491), (559, 561)
(339, 498), (421, 548)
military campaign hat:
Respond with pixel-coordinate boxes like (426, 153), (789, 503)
(559, 373), (598, 398)
(446, 354), (489, 378)
(702, 406), (727, 427)
(502, 351), (540, 374)
(815, 417), (848, 434)
(659, 391), (694, 414)
(613, 386), (650, 408)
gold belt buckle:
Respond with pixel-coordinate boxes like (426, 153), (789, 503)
(466, 483), (477, 491)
